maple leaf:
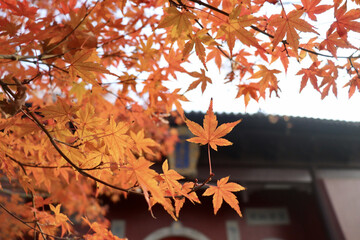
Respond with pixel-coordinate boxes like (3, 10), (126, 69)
(57, 0), (76, 14)
(249, 65), (281, 98)
(299, 37), (319, 62)
(118, 73), (137, 94)
(49, 204), (71, 225)
(216, 6), (263, 53)
(320, 76), (337, 99)
(183, 28), (216, 70)
(187, 69), (212, 93)
(319, 60), (338, 99)
(49, 203), (73, 236)
(69, 81), (87, 102)
(207, 46), (226, 71)
(0, 0), (38, 19)
(296, 61), (322, 92)
(127, 154), (173, 214)
(164, 49), (188, 79)
(185, 99), (241, 151)
(174, 181), (200, 217)
(102, 116), (133, 163)
(327, 3), (360, 38)
(41, 98), (80, 121)
(294, 0), (332, 21)
(64, 49), (114, 85)
(158, 7), (196, 39)
(319, 32), (355, 58)
(270, 9), (318, 52)
(269, 44), (292, 72)
(130, 129), (159, 156)
(82, 217), (123, 240)
(75, 104), (104, 139)
(344, 75), (360, 98)
(203, 176), (245, 216)
(160, 160), (186, 198)
(236, 83), (260, 107)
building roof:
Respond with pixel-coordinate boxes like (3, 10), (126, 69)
(183, 112), (360, 168)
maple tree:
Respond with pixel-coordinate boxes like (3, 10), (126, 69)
(0, 0), (360, 239)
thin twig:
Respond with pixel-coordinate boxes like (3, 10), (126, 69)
(349, 54), (360, 78)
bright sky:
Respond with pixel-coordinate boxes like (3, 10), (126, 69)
(163, 1), (360, 122)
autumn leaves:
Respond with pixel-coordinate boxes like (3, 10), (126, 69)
(158, 0), (360, 106)
(2, 0), (360, 238)
(186, 99), (244, 216)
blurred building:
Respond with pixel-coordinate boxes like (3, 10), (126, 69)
(108, 113), (360, 240)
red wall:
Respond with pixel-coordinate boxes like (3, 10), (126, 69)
(105, 188), (327, 240)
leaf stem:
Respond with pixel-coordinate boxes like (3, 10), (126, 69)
(208, 144), (212, 175)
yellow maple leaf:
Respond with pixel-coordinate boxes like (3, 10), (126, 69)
(128, 154), (173, 215)
(216, 6), (262, 53)
(187, 69), (212, 94)
(160, 160), (186, 198)
(250, 65), (281, 98)
(130, 129), (159, 156)
(203, 176), (245, 216)
(64, 49), (114, 84)
(41, 98), (80, 122)
(158, 7), (196, 39)
(102, 116), (133, 163)
(270, 9), (318, 53)
(185, 99), (241, 151)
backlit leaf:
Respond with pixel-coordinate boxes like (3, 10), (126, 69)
(203, 176), (245, 216)
(186, 99), (241, 151)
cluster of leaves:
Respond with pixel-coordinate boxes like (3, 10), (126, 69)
(0, 0), (359, 239)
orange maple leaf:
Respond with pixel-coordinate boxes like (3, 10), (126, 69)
(160, 160), (186, 198)
(249, 65), (281, 98)
(185, 99), (241, 151)
(236, 83), (260, 107)
(49, 203), (73, 236)
(127, 154), (173, 215)
(158, 7), (196, 39)
(216, 5), (263, 53)
(64, 49), (114, 84)
(41, 98), (80, 121)
(49, 204), (70, 225)
(187, 69), (212, 94)
(270, 9), (318, 52)
(319, 60), (338, 99)
(130, 129), (159, 156)
(203, 176), (245, 216)
(344, 75), (360, 98)
(296, 61), (322, 93)
(183, 28), (215, 70)
(294, 0), (332, 21)
(174, 181), (200, 217)
(1, 0), (38, 19)
(327, 3), (360, 38)
(319, 32), (355, 58)
(102, 116), (133, 163)
(207, 46), (226, 71)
